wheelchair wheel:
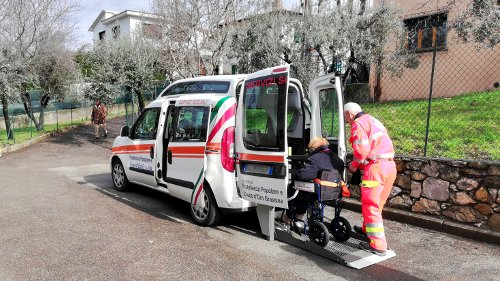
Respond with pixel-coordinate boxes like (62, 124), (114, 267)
(330, 216), (352, 242)
(308, 221), (330, 247)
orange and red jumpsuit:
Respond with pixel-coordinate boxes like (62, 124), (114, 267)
(349, 113), (396, 251)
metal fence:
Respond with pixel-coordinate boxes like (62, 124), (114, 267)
(0, 82), (167, 145)
(345, 24), (499, 161)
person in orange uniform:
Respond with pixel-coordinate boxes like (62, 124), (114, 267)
(344, 102), (396, 256)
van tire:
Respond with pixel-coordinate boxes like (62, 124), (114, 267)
(190, 185), (221, 226)
(112, 159), (130, 192)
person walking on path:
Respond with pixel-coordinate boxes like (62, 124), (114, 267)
(91, 100), (108, 139)
(344, 102), (397, 256)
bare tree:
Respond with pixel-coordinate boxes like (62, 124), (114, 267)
(152, 0), (253, 78)
(33, 44), (79, 130)
(0, 0), (79, 133)
(85, 36), (163, 112)
(453, 0), (499, 48)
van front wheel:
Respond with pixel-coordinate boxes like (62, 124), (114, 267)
(112, 159), (130, 191)
(190, 186), (221, 226)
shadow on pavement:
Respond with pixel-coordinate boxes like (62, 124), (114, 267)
(83, 173), (191, 224)
(82, 172), (259, 233)
(47, 116), (126, 148)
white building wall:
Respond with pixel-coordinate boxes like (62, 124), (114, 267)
(92, 11), (115, 41)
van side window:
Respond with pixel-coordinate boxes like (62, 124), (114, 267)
(172, 106), (209, 142)
(319, 89), (339, 139)
(131, 108), (160, 140)
(164, 106), (176, 142)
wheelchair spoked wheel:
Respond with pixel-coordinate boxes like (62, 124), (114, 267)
(308, 221), (330, 247)
(330, 216), (352, 242)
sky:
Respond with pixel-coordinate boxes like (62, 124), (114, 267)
(73, 0), (299, 48)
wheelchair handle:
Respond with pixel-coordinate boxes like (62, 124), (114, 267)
(287, 189), (299, 201)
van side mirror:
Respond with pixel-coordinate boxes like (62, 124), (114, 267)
(120, 126), (130, 137)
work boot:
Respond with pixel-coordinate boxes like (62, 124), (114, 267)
(359, 241), (386, 256)
(353, 225), (367, 237)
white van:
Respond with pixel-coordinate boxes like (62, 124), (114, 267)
(110, 65), (346, 226)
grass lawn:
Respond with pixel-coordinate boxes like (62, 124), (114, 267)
(0, 120), (89, 146)
(362, 90), (500, 160)
(0, 103), (136, 148)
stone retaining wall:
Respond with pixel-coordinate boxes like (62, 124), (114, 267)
(348, 157), (500, 232)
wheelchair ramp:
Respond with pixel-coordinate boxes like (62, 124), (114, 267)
(274, 223), (396, 269)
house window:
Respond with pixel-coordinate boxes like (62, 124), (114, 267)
(99, 31), (106, 41)
(404, 13), (447, 52)
(112, 25), (120, 38)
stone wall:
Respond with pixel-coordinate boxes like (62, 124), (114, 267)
(348, 157), (500, 232)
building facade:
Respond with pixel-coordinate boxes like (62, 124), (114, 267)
(370, 0), (499, 101)
(88, 10), (161, 42)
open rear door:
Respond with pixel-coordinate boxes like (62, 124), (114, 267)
(308, 75), (347, 163)
(235, 65), (290, 210)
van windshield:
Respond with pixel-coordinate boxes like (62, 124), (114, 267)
(161, 81), (230, 96)
(242, 73), (287, 151)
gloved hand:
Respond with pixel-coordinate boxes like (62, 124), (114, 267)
(350, 168), (362, 185)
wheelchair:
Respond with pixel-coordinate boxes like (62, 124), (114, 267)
(283, 170), (352, 247)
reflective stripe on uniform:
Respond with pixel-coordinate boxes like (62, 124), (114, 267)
(354, 139), (369, 145)
(353, 157), (369, 165)
(368, 152), (395, 160)
(369, 131), (384, 142)
(365, 223), (385, 237)
(361, 180), (379, 188)
(353, 157), (363, 163)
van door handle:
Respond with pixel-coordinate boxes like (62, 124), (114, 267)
(150, 146), (154, 159)
(168, 149), (172, 164)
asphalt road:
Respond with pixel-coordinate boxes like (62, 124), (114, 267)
(0, 117), (499, 281)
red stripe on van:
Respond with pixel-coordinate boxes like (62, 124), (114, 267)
(169, 146), (205, 154)
(238, 153), (284, 163)
(172, 155), (204, 158)
(112, 144), (154, 154)
(207, 104), (236, 143)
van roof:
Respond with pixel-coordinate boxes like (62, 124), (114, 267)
(158, 75), (247, 98)
(147, 94), (232, 109)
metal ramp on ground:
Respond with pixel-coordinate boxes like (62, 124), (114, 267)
(274, 223), (396, 269)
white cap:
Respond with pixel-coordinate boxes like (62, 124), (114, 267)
(344, 102), (362, 115)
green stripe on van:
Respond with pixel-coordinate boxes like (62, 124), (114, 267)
(210, 96), (231, 123)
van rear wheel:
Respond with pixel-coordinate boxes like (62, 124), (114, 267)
(190, 186), (221, 226)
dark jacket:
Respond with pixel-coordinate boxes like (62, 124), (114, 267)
(293, 145), (344, 181)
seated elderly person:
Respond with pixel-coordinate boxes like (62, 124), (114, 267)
(282, 137), (344, 224)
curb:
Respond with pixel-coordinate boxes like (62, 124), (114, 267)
(341, 198), (500, 246)
(0, 124), (85, 156)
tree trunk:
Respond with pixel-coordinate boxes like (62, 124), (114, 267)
(38, 92), (51, 131)
(374, 58), (383, 102)
(134, 89), (145, 113)
(315, 47), (328, 74)
(359, 0), (366, 15)
(1, 95), (13, 140)
(21, 91), (41, 131)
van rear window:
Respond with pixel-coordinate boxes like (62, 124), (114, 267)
(161, 81), (230, 96)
